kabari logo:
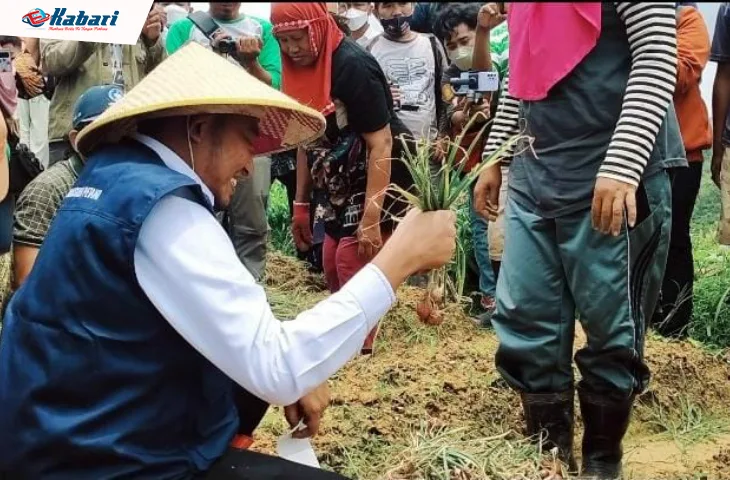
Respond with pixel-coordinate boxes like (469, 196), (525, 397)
(22, 8), (119, 30)
(22, 9), (51, 27)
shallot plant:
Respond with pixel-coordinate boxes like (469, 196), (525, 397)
(390, 112), (527, 325)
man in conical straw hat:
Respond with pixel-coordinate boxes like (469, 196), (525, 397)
(0, 42), (456, 479)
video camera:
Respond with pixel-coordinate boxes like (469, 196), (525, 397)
(187, 11), (237, 55)
(449, 71), (500, 104)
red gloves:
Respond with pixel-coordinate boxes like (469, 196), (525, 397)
(292, 202), (313, 252)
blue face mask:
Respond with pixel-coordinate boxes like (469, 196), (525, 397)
(380, 14), (412, 38)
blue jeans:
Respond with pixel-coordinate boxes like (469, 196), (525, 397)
(469, 186), (496, 297)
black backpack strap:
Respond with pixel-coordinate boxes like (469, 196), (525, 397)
(44, 75), (56, 100)
(6, 129), (19, 150)
(8, 141), (45, 197)
(187, 10), (222, 38)
(426, 33), (446, 133)
(365, 33), (383, 53)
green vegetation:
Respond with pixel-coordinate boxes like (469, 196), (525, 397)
(260, 159), (730, 478)
(688, 162), (730, 349)
(267, 181), (296, 257)
(641, 396), (729, 449)
(268, 160), (730, 350)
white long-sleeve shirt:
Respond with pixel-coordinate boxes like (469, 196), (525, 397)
(132, 134), (397, 407)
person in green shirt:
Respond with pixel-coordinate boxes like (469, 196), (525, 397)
(166, 2), (281, 89)
(166, 2), (282, 281)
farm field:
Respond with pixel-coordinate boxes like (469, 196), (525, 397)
(255, 162), (730, 479)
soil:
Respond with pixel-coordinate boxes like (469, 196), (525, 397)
(257, 254), (730, 479)
(624, 434), (730, 478)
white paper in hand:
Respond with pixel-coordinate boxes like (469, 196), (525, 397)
(277, 421), (321, 469)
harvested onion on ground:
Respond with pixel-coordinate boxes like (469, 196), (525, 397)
(389, 112), (527, 325)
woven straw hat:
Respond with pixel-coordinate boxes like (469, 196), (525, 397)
(76, 42), (326, 156)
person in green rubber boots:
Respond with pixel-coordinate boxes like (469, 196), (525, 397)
(475, 3), (685, 479)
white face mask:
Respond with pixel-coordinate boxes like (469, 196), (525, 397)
(345, 8), (369, 32)
(449, 45), (474, 71)
(165, 4), (189, 27)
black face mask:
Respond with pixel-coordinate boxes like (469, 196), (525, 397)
(380, 14), (412, 38)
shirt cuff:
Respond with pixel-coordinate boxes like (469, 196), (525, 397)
(596, 168), (640, 188)
(12, 236), (43, 248)
(710, 53), (730, 63)
(339, 263), (397, 330)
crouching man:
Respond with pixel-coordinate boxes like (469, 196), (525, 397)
(0, 43), (456, 479)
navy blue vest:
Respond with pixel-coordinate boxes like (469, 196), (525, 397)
(0, 141), (239, 479)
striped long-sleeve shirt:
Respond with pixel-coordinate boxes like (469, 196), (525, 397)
(483, 2), (678, 187)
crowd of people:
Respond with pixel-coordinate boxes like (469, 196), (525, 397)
(0, 2), (726, 479)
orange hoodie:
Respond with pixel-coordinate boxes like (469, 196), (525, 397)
(674, 6), (713, 162)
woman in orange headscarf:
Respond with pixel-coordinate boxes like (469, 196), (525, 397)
(272, 3), (413, 354)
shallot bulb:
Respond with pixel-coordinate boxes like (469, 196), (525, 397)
(416, 287), (445, 326)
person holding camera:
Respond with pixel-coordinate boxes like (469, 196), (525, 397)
(435, 3), (508, 327)
(367, 2), (449, 146)
(166, 3), (281, 88)
(166, 3), (281, 282)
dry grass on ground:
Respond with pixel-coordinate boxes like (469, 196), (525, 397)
(0, 247), (727, 478)
(258, 253), (730, 480)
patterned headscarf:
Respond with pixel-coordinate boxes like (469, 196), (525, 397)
(271, 3), (345, 116)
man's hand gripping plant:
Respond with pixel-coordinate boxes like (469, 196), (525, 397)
(389, 112), (527, 325)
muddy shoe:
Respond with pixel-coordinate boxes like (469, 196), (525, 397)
(577, 387), (634, 480)
(470, 295), (496, 329)
(471, 310), (493, 329)
(480, 294), (496, 313)
(521, 390), (578, 474)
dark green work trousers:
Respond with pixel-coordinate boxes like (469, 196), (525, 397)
(493, 171), (672, 401)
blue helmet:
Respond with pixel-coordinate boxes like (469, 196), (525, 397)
(71, 84), (124, 131)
